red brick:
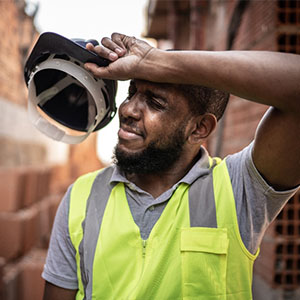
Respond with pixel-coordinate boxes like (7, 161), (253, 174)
(49, 164), (72, 194)
(49, 194), (63, 229)
(37, 168), (51, 202)
(2, 262), (22, 300)
(22, 205), (39, 255)
(0, 212), (23, 260)
(0, 204), (40, 260)
(19, 249), (47, 300)
(1, 249), (47, 300)
(0, 166), (51, 212)
(0, 168), (26, 212)
(0, 257), (5, 296)
(0, 2), (37, 105)
(23, 168), (39, 208)
(37, 198), (51, 249)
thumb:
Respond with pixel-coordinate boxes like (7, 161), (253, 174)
(84, 63), (113, 79)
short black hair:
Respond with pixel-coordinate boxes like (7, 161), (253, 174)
(175, 84), (230, 121)
(165, 49), (229, 120)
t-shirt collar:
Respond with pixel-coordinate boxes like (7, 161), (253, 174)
(110, 146), (211, 187)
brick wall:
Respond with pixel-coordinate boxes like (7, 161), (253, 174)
(204, 0), (276, 157)
(0, 165), (63, 300)
(0, 1), (31, 106)
(0, 1), (105, 299)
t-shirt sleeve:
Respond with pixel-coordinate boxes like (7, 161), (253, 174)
(42, 184), (78, 290)
(226, 142), (299, 255)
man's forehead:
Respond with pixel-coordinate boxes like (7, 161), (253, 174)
(130, 79), (179, 94)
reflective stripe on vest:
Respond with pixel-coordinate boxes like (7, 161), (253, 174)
(69, 159), (259, 300)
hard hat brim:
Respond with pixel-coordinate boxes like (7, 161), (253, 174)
(24, 32), (109, 85)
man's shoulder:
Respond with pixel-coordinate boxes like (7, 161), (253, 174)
(224, 143), (253, 172)
(219, 143), (254, 191)
(75, 165), (116, 185)
(68, 165), (117, 202)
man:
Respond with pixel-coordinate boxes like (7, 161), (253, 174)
(43, 33), (300, 299)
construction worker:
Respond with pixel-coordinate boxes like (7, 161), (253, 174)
(42, 33), (300, 300)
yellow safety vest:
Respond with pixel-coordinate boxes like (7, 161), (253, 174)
(69, 159), (259, 300)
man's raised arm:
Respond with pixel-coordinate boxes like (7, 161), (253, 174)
(85, 33), (300, 191)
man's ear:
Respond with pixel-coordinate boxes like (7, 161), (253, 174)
(187, 113), (217, 144)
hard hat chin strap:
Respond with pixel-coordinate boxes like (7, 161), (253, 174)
(38, 76), (74, 106)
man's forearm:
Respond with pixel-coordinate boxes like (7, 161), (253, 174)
(86, 33), (300, 113)
(141, 49), (300, 113)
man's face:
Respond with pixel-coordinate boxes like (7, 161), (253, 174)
(114, 80), (192, 174)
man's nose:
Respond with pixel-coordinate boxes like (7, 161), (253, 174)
(119, 96), (142, 120)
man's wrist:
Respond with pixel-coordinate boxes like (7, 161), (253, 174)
(138, 48), (174, 83)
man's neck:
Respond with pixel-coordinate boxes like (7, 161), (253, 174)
(125, 152), (201, 198)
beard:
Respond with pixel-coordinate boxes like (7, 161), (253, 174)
(113, 125), (187, 175)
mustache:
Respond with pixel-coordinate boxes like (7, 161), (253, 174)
(119, 116), (145, 138)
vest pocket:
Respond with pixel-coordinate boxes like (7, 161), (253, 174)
(180, 227), (229, 298)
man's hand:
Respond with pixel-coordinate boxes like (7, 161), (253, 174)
(85, 33), (154, 80)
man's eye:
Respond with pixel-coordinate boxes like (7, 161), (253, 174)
(147, 97), (165, 110)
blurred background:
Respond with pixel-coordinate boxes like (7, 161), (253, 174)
(0, 0), (299, 299)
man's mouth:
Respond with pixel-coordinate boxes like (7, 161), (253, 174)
(118, 124), (144, 140)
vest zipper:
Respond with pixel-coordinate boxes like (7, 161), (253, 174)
(142, 239), (147, 257)
(127, 239), (147, 299)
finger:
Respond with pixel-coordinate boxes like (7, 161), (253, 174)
(84, 63), (107, 76)
(112, 33), (139, 52)
(111, 33), (127, 55)
(123, 35), (137, 48)
(101, 37), (125, 57)
(86, 42), (117, 61)
(84, 63), (117, 80)
(86, 42), (95, 52)
(91, 45), (118, 61)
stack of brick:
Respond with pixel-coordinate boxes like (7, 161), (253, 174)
(0, 166), (65, 300)
(0, 1), (105, 299)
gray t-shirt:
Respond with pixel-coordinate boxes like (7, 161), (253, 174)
(42, 143), (298, 290)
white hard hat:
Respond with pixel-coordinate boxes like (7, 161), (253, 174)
(24, 32), (117, 144)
